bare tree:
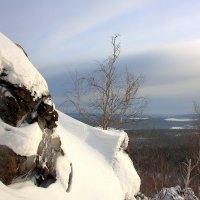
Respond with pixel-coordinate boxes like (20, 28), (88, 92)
(182, 152), (200, 200)
(64, 34), (146, 130)
(180, 102), (200, 199)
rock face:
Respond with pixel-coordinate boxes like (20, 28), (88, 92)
(0, 145), (27, 185)
(0, 33), (65, 187)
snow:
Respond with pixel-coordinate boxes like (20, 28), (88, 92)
(164, 118), (194, 122)
(56, 154), (71, 191)
(113, 151), (141, 200)
(0, 111), (140, 200)
(170, 127), (184, 130)
(57, 111), (140, 199)
(130, 117), (149, 120)
(0, 120), (43, 156)
(0, 33), (49, 100)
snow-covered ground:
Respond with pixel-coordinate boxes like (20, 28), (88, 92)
(0, 111), (140, 200)
(164, 118), (195, 122)
(170, 126), (184, 130)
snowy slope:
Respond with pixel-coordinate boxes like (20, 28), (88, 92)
(0, 111), (140, 200)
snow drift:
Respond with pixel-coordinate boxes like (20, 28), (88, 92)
(0, 111), (141, 200)
(58, 111), (141, 200)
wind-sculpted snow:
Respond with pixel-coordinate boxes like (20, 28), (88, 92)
(57, 112), (130, 163)
(57, 111), (141, 200)
(113, 151), (141, 200)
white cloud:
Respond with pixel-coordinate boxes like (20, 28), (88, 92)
(126, 38), (200, 99)
(141, 77), (200, 98)
(32, 0), (157, 65)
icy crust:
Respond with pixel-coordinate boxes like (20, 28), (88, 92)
(0, 33), (48, 100)
(0, 120), (43, 156)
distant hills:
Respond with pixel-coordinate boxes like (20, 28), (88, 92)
(67, 113), (198, 130)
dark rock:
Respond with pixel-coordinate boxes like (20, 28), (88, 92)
(35, 131), (64, 186)
(0, 145), (36, 185)
(0, 80), (41, 127)
(0, 145), (20, 185)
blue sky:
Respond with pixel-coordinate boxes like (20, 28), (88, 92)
(1, 0), (200, 114)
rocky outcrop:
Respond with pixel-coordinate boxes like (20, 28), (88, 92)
(152, 186), (184, 200)
(0, 33), (67, 187)
(151, 186), (199, 200)
(0, 79), (61, 186)
(136, 186), (199, 200)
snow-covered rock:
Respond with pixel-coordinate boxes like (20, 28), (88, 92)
(0, 33), (67, 187)
(0, 32), (48, 100)
(152, 186), (199, 200)
(152, 186), (184, 200)
(0, 33), (140, 200)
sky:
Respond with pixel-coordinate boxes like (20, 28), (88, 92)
(1, 0), (200, 114)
